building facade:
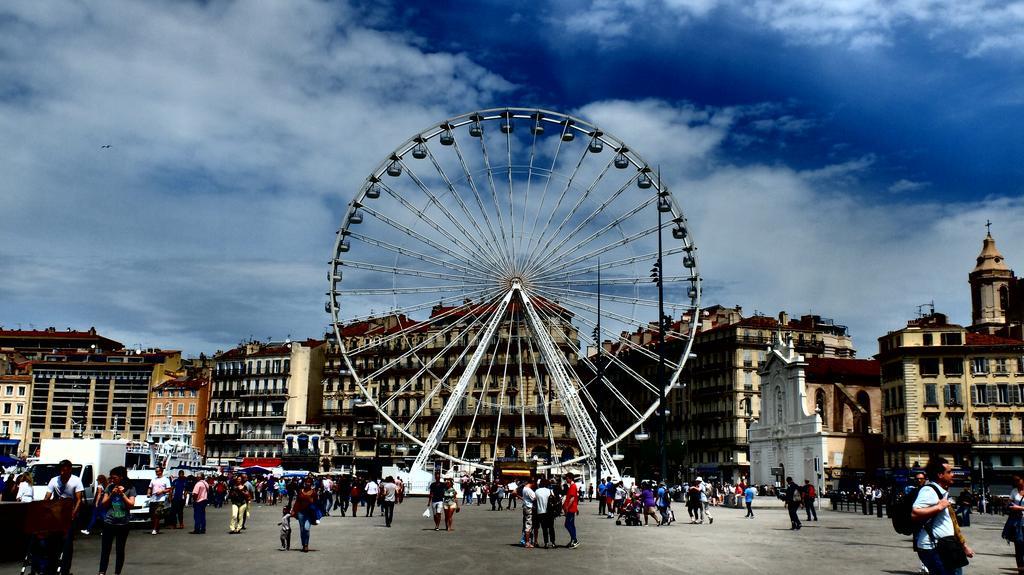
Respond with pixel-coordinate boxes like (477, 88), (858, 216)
(877, 231), (1024, 481)
(146, 372), (210, 453)
(206, 340), (325, 467)
(0, 370), (31, 457)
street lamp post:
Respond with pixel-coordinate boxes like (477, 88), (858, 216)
(652, 183), (668, 483)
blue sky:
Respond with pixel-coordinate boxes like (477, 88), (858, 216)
(1, 0), (1023, 356)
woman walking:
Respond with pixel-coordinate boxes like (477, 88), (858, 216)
(443, 478), (459, 531)
(228, 476), (249, 534)
(291, 477), (317, 552)
(97, 466), (135, 575)
(1004, 475), (1024, 573)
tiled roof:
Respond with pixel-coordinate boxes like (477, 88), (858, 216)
(155, 376), (209, 390)
(965, 332), (1024, 347)
(805, 357), (880, 383)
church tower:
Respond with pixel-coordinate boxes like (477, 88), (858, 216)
(969, 227), (1015, 334)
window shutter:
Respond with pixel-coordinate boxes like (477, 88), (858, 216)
(943, 385), (952, 404)
(987, 385), (999, 404)
(1011, 385), (1022, 405)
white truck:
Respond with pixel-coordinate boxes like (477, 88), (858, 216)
(29, 439), (130, 503)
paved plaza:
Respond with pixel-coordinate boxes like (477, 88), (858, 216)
(4, 501), (1016, 574)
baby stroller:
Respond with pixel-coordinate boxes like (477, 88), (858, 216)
(18, 499), (74, 575)
(616, 498), (643, 526)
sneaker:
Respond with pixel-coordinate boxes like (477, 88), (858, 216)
(709, 517), (714, 524)
(151, 530), (158, 535)
(80, 529), (90, 535)
(568, 541), (580, 549)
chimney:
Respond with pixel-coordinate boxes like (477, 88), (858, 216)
(778, 311), (789, 326)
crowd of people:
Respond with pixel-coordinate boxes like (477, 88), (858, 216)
(5, 455), (1024, 574)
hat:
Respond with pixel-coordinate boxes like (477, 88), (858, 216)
(695, 476), (703, 482)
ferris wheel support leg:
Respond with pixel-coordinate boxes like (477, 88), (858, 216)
(518, 289), (620, 479)
(410, 288), (515, 475)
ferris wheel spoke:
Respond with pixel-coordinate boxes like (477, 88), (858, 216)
(533, 245), (691, 282)
(345, 231), (485, 278)
(356, 203), (496, 279)
(529, 189), (655, 276)
(410, 287), (515, 472)
(393, 156), (509, 275)
(517, 118), (542, 273)
(525, 293), (658, 404)
(457, 319), (504, 461)
(526, 173), (640, 277)
(340, 260), (477, 282)
(524, 136), (598, 276)
(475, 124), (513, 271)
(373, 186), (503, 278)
(491, 314), (515, 462)
(421, 143), (511, 272)
(533, 280), (694, 311)
(448, 133), (513, 271)
(530, 222), (661, 278)
(336, 284), (498, 329)
(522, 327), (559, 459)
(522, 152), (618, 278)
(524, 120), (572, 266)
(505, 116), (518, 274)
(343, 284), (490, 296)
(527, 283), (693, 344)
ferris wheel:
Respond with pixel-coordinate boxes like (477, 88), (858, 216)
(328, 108), (700, 476)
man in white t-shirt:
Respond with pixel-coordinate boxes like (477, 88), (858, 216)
(321, 476), (334, 517)
(365, 478), (380, 517)
(43, 459), (84, 574)
(380, 476), (398, 527)
(521, 478), (537, 548)
(148, 466), (171, 535)
(912, 457), (974, 574)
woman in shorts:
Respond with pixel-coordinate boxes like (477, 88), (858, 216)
(443, 478), (460, 531)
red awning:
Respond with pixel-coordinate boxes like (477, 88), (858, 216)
(241, 457), (281, 468)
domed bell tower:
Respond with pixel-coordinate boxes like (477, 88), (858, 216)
(969, 224), (1014, 334)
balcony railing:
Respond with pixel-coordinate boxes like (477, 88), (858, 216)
(240, 387), (289, 397)
(241, 433), (285, 440)
(239, 411), (286, 419)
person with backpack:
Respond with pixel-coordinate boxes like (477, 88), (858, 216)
(912, 457), (974, 575)
(803, 480), (818, 521)
(784, 477), (803, 530)
(893, 472), (930, 574)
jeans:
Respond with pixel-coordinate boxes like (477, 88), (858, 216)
(745, 501), (754, 517)
(805, 498), (818, 520)
(540, 512), (556, 545)
(296, 511), (312, 547)
(86, 505), (106, 532)
(917, 548), (963, 575)
(365, 497), (376, 516)
(37, 528), (74, 575)
(381, 501), (395, 527)
(98, 523), (129, 574)
(193, 500), (207, 532)
(564, 512), (577, 542)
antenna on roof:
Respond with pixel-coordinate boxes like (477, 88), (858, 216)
(916, 301), (935, 318)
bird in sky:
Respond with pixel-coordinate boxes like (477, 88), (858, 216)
(100, 144), (111, 149)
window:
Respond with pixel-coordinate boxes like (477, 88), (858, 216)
(976, 416), (991, 437)
(189, 404), (196, 416)
(4, 386), (12, 395)
(16, 404), (23, 415)
(943, 384), (962, 406)
(1015, 385), (1024, 404)
(949, 415), (964, 440)
(924, 384), (938, 406)
(177, 403), (184, 415)
(18, 386), (25, 396)
(999, 384), (1010, 404)
(2, 403), (9, 415)
(14, 421), (21, 433)
(919, 358), (940, 376)
(927, 416), (939, 442)
(943, 358), (964, 376)
(972, 357), (989, 374)
(743, 371), (753, 390)
(156, 404), (163, 415)
(996, 358), (1009, 374)
(922, 333), (933, 346)
(941, 332), (962, 346)
(998, 416), (1012, 437)
(987, 385), (999, 404)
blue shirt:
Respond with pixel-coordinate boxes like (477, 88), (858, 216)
(172, 477), (189, 500)
(744, 487), (756, 503)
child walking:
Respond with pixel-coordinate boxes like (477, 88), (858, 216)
(278, 506), (292, 550)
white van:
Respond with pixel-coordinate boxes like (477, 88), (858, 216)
(30, 439), (129, 502)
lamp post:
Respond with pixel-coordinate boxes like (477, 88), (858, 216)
(651, 183), (668, 483)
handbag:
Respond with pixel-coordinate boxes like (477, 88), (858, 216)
(422, 506), (432, 518)
(935, 536), (969, 569)
(1003, 514), (1024, 543)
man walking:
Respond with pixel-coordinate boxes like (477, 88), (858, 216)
(379, 476), (398, 528)
(803, 479), (818, 521)
(521, 477), (537, 548)
(42, 459), (84, 575)
(785, 476), (803, 530)
(912, 457), (974, 574)
(744, 483), (757, 518)
(147, 466), (171, 535)
(365, 477), (379, 517)
(191, 473), (208, 534)
(321, 475), (334, 517)
(171, 470), (189, 529)
(429, 472), (446, 531)
(563, 472), (580, 548)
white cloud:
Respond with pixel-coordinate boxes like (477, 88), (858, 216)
(888, 178), (930, 193)
(0, 0), (514, 353)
